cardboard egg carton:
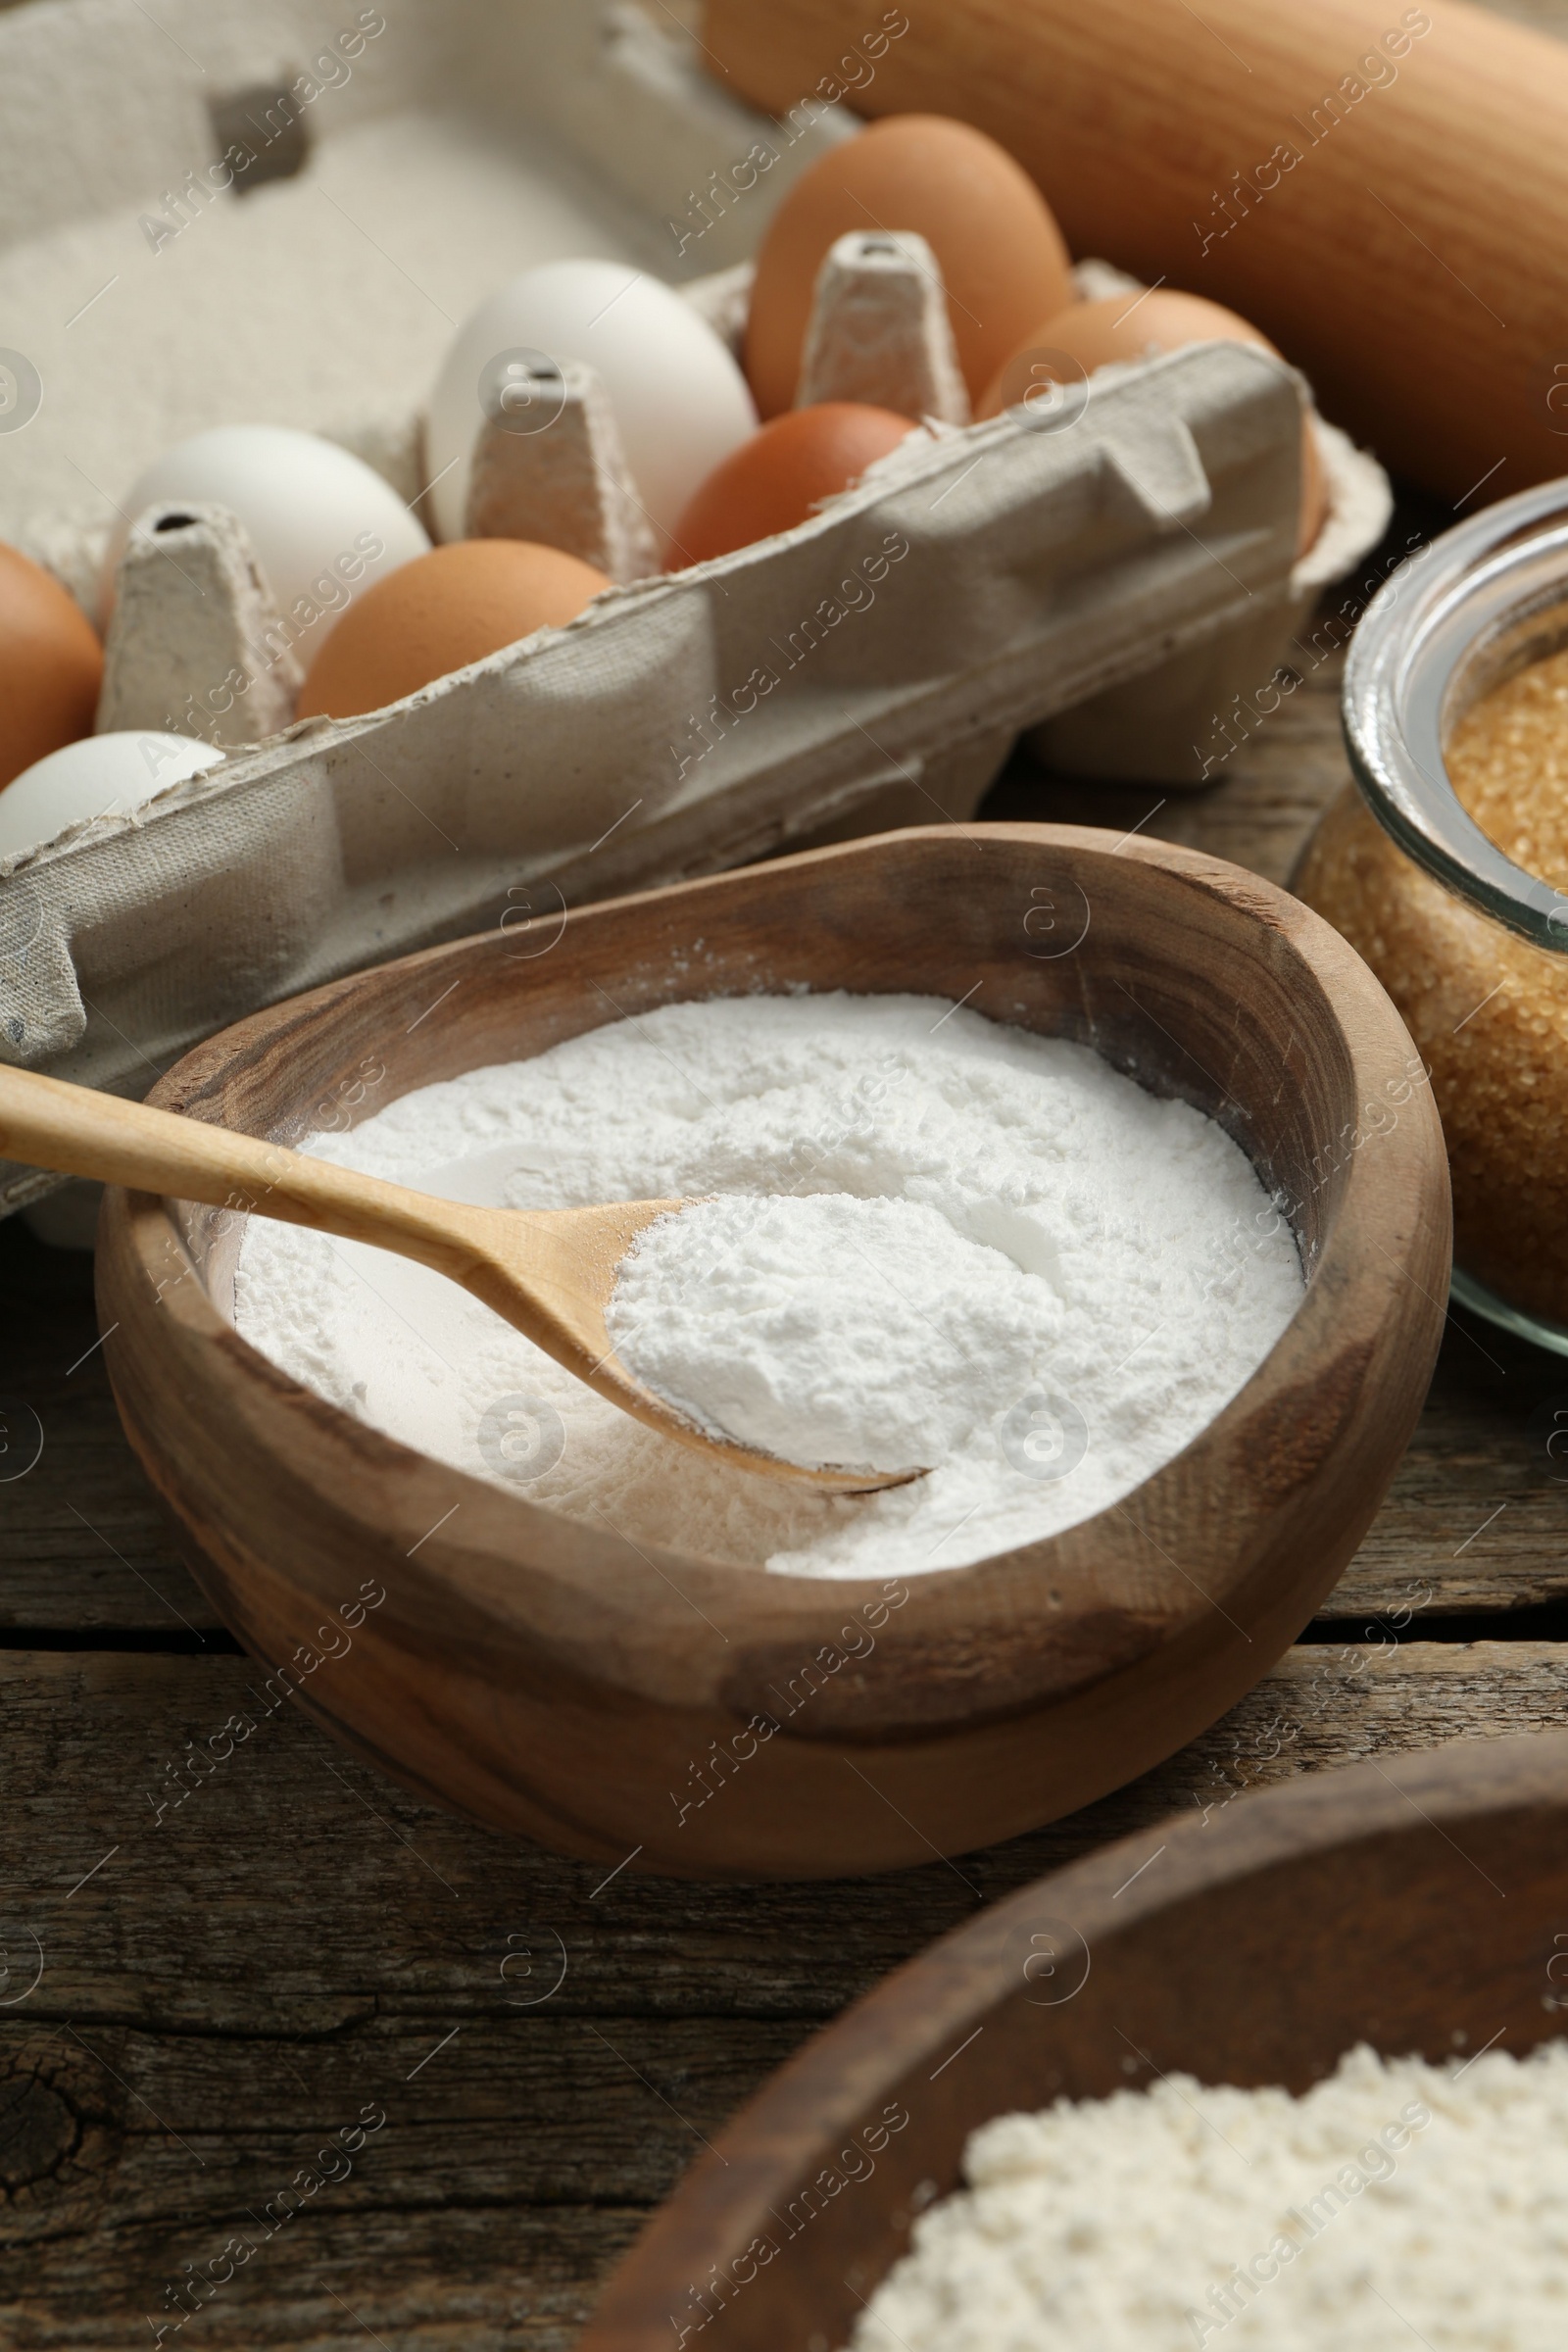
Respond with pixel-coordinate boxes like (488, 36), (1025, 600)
(0, 0), (1390, 1221)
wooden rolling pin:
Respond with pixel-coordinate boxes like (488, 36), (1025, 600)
(706, 0), (1568, 504)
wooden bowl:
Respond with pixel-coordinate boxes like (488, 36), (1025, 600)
(95, 823), (1449, 1879)
(581, 1731), (1568, 2350)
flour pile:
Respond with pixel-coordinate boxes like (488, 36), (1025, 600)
(846, 2040), (1568, 2350)
(612, 1192), (1064, 1476)
(233, 992), (1302, 1576)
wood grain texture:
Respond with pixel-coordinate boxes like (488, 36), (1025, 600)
(4, 1644), (1565, 2347)
(0, 1218), (222, 1636)
(7, 1641), (1563, 2018)
(92, 823), (1448, 1877)
(703, 0), (1568, 502)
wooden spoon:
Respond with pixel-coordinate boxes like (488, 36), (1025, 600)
(0, 1065), (917, 1494)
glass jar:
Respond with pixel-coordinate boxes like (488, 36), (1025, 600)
(1295, 478), (1568, 1353)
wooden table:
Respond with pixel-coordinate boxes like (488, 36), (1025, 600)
(7, 586), (1568, 2349)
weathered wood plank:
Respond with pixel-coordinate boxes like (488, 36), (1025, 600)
(2, 1640), (1565, 2342)
(1, 1220), (222, 1635)
(0, 2009), (808, 2230)
(1321, 1330), (1568, 1619)
(0, 1642), (1561, 2030)
(0, 2207), (646, 2352)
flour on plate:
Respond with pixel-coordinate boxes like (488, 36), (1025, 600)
(233, 991), (1302, 1576)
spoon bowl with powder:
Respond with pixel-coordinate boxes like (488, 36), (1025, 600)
(0, 1062), (920, 1493)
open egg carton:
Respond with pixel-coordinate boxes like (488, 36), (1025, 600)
(0, 0), (1390, 1220)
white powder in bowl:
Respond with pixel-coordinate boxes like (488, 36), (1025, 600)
(609, 1192), (1078, 1476)
(232, 991), (1302, 1576)
(846, 2039), (1568, 2351)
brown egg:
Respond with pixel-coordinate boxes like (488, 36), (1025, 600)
(0, 542), (103, 790)
(670, 403), (915, 566)
(978, 289), (1329, 556)
(745, 115), (1074, 420)
(297, 540), (612, 720)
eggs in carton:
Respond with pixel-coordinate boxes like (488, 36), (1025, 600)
(0, 0), (1390, 1220)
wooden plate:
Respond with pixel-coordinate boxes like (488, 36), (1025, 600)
(580, 1730), (1568, 2350)
(94, 823), (1449, 1878)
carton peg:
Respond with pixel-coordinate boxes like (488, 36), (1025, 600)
(462, 356), (660, 583)
(96, 502), (302, 748)
(795, 230), (970, 425)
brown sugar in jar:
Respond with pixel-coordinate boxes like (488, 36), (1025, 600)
(1298, 652), (1568, 1328)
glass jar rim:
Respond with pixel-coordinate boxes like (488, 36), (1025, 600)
(1344, 477), (1568, 954)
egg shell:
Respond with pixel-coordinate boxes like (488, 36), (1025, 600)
(979, 289), (1328, 555)
(297, 539), (612, 722)
(745, 115), (1074, 420)
(98, 426), (430, 653)
(669, 403), (916, 567)
(426, 260), (758, 558)
(0, 543), (104, 791)
(0, 731), (222, 863)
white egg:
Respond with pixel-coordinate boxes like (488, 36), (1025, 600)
(98, 426), (430, 653)
(0, 731), (223, 860)
(426, 259), (757, 555)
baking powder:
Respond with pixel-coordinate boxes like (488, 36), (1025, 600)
(233, 991), (1301, 1577)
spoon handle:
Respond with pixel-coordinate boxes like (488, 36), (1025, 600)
(0, 1062), (479, 1275)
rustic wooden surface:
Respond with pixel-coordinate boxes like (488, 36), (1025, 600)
(9, 0), (1568, 2330)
